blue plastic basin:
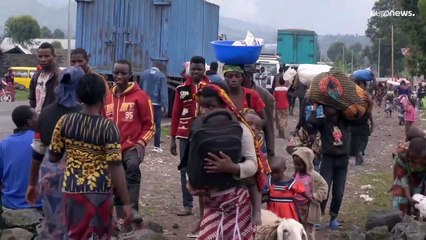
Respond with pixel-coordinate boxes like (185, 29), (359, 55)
(211, 40), (264, 65)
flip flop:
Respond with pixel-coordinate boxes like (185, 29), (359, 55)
(186, 233), (199, 238)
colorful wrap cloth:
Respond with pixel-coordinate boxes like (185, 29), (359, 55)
(195, 82), (271, 190)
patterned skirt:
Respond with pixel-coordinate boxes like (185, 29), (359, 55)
(63, 192), (114, 240)
(198, 187), (255, 240)
(275, 109), (288, 130)
(38, 153), (67, 240)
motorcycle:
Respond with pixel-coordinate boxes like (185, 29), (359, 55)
(0, 80), (12, 102)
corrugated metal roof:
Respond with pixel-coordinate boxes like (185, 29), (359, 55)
(75, 0), (219, 77)
(0, 38), (75, 54)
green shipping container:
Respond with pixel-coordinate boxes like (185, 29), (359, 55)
(277, 29), (318, 65)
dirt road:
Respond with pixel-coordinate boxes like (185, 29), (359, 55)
(140, 106), (410, 239)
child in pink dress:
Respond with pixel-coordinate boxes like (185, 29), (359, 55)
(399, 95), (417, 133)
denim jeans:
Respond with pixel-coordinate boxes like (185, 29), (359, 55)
(153, 105), (162, 148)
(320, 154), (349, 219)
(179, 139), (193, 208)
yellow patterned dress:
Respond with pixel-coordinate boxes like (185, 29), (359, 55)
(49, 112), (122, 239)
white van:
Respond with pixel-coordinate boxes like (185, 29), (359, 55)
(256, 55), (281, 91)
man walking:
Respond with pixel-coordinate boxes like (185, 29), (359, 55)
(205, 62), (222, 83)
(29, 43), (61, 114)
(70, 48), (110, 94)
(104, 59), (155, 223)
(170, 56), (210, 216)
(140, 62), (169, 153)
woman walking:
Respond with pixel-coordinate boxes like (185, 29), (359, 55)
(26, 67), (85, 239)
(49, 74), (133, 239)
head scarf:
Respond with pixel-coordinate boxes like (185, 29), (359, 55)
(195, 82), (271, 178)
(223, 65), (244, 75)
(55, 66), (85, 108)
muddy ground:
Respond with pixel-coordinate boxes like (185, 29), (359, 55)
(140, 106), (414, 239)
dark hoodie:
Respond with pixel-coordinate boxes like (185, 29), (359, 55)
(308, 111), (351, 156)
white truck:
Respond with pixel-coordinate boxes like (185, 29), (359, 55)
(256, 54), (281, 92)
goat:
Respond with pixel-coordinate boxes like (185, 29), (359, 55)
(256, 209), (308, 240)
(412, 193), (426, 220)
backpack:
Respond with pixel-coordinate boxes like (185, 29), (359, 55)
(187, 110), (243, 189)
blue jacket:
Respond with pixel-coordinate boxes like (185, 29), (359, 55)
(207, 73), (223, 83)
(0, 130), (42, 209)
(140, 67), (169, 111)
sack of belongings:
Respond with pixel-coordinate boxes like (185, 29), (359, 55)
(352, 68), (374, 82)
(297, 64), (332, 86)
(308, 68), (373, 121)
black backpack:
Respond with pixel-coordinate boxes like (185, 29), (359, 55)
(187, 110), (243, 189)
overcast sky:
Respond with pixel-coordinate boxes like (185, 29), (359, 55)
(37, 0), (376, 35)
(208, 0), (376, 35)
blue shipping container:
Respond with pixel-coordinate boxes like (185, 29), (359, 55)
(75, 0), (219, 77)
(277, 29), (318, 65)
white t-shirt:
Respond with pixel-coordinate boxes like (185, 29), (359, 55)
(35, 73), (50, 114)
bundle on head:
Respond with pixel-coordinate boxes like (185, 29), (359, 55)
(256, 210), (308, 240)
(307, 68), (373, 121)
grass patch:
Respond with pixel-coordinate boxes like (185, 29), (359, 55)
(341, 171), (392, 228)
(15, 89), (29, 101)
(162, 126), (170, 137)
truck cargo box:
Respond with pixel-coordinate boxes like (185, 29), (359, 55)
(75, 0), (219, 78)
(277, 29), (318, 65)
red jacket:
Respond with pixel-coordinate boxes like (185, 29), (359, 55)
(273, 86), (290, 110)
(171, 77), (210, 139)
(104, 83), (155, 152)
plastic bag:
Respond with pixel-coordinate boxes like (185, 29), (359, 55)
(297, 64), (332, 86)
(232, 31), (264, 46)
(352, 68), (374, 82)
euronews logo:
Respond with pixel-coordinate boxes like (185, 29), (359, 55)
(371, 10), (415, 17)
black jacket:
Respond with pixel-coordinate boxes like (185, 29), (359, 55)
(308, 111), (351, 156)
(29, 66), (61, 110)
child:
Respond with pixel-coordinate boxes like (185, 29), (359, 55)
(385, 99), (393, 118)
(1, 106), (41, 210)
(391, 126), (426, 216)
(243, 109), (269, 225)
(399, 95), (417, 133)
(292, 147), (328, 240)
(267, 155), (313, 221)
(273, 78), (290, 138)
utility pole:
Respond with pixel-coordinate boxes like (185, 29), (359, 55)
(378, 38), (381, 78)
(67, 0), (72, 67)
(351, 50), (354, 73)
(391, 24), (395, 81)
(342, 45), (345, 71)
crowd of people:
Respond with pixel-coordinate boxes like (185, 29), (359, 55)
(0, 41), (425, 240)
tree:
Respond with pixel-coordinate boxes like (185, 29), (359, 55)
(4, 15), (40, 45)
(419, 0), (426, 23)
(327, 42), (346, 62)
(397, 0), (426, 77)
(53, 29), (65, 39)
(51, 41), (63, 49)
(40, 26), (52, 38)
(349, 43), (363, 53)
(366, 0), (408, 77)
